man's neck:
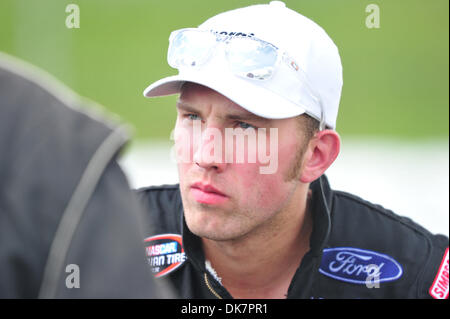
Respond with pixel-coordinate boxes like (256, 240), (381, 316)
(202, 185), (313, 299)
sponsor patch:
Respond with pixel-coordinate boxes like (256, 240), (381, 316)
(319, 247), (403, 285)
(429, 247), (449, 299)
(144, 233), (186, 277)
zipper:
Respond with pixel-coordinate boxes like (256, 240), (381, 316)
(204, 273), (223, 299)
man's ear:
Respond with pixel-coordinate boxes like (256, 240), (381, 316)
(299, 130), (340, 183)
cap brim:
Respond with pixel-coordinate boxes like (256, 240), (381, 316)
(143, 72), (307, 120)
(143, 75), (185, 97)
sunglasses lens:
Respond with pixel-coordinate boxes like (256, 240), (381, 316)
(168, 30), (216, 69)
(226, 37), (278, 80)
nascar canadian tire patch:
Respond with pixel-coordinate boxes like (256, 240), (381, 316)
(429, 247), (449, 299)
(144, 233), (186, 277)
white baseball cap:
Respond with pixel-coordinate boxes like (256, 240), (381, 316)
(143, 1), (343, 129)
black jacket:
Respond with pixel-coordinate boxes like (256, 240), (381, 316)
(0, 52), (173, 298)
(138, 176), (449, 299)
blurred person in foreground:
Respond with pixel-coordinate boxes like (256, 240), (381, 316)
(138, 1), (448, 299)
(0, 52), (174, 298)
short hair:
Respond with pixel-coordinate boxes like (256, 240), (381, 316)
(284, 114), (320, 181)
(297, 113), (320, 142)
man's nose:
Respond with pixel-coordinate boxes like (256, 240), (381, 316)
(192, 126), (227, 173)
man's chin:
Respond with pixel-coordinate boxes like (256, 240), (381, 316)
(182, 201), (249, 241)
(192, 230), (242, 242)
(184, 217), (224, 240)
(185, 217), (248, 242)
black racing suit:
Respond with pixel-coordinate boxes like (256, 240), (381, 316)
(0, 52), (174, 298)
(137, 176), (449, 299)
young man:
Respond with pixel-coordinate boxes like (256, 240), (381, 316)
(139, 2), (449, 299)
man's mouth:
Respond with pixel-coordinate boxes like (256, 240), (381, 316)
(190, 182), (228, 205)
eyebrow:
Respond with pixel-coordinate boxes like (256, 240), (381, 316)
(225, 112), (270, 124)
(176, 101), (270, 124)
(176, 101), (199, 114)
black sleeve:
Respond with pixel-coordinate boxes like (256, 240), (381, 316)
(55, 159), (175, 298)
(0, 53), (175, 298)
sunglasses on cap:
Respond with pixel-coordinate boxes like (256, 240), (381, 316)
(167, 28), (325, 130)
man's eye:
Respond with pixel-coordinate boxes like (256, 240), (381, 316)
(186, 114), (201, 121)
(237, 121), (255, 130)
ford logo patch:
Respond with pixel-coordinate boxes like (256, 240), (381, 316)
(319, 247), (403, 285)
